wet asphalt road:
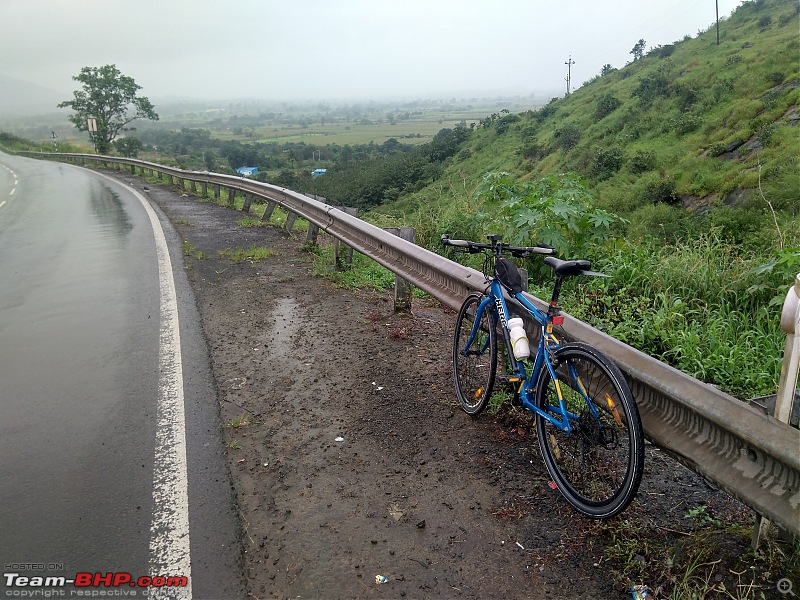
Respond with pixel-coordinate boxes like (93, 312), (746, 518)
(0, 154), (242, 598)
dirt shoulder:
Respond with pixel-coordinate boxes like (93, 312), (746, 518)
(116, 171), (788, 600)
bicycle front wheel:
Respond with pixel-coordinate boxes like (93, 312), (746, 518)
(535, 342), (644, 518)
(453, 293), (497, 415)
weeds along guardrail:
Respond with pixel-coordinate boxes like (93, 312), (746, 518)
(32, 152), (800, 537)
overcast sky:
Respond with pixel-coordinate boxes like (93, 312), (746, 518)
(1, 0), (742, 103)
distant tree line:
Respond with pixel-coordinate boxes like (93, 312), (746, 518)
(301, 123), (471, 208)
(137, 121), (472, 209)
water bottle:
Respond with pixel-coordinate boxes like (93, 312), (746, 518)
(508, 317), (530, 360)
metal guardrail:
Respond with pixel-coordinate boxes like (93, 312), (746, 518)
(31, 153), (800, 535)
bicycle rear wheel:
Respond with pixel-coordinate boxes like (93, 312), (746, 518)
(453, 293), (497, 415)
(534, 342), (644, 518)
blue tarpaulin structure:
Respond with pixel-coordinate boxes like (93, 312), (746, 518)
(236, 166), (259, 176)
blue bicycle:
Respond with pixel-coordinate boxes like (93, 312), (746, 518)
(441, 234), (644, 518)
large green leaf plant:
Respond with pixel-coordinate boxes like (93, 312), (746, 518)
(472, 171), (626, 258)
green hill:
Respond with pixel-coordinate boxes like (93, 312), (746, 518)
(377, 0), (798, 250)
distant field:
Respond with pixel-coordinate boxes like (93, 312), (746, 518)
(2, 98), (544, 149)
(212, 108), (509, 146)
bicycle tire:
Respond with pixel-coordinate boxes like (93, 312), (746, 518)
(453, 293), (497, 415)
(534, 342), (644, 518)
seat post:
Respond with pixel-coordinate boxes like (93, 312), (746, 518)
(548, 274), (565, 316)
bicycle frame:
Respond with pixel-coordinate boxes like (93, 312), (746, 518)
(463, 279), (601, 434)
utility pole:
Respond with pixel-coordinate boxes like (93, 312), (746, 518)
(716, 0), (720, 45)
(565, 56), (575, 96)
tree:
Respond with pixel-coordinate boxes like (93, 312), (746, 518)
(630, 39), (647, 61)
(58, 65), (158, 154)
(113, 137), (143, 158)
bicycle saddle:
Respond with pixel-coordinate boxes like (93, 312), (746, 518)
(544, 256), (607, 278)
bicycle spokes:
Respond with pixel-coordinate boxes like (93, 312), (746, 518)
(535, 343), (644, 518)
(453, 294), (497, 416)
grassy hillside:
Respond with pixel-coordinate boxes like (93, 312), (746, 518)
(380, 0), (798, 248)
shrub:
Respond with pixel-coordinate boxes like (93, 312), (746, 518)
(707, 142), (728, 157)
(595, 94), (622, 121)
(767, 70), (785, 86)
(632, 63), (673, 105)
(659, 44), (675, 58)
(642, 178), (679, 205)
(675, 84), (701, 111)
(711, 78), (736, 102)
(671, 112), (703, 135)
(590, 147), (625, 180)
(628, 149), (657, 173)
(553, 124), (581, 151)
(520, 142), (543, 160)
(757, 121), (778, 147)
(725, 54), (743, 66)
(495, 113), (521, 134)
(533, 102), (558, 123)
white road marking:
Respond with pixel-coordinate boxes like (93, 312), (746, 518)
(0, 162), (17, 207)
(93, 171), (192, 599)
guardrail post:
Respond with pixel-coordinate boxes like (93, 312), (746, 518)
(752, 273), (800, 550)
(285, 212), (298, 232)
(306, 223), (320, 245)
(200, 181), (207, 197)
(227, 187), (236, 207)
(167, 174), (174, 185)
(385, 228), (416, 312)
(242, 193), (253, 213)
(334, 207), (358, 269)
(261, 201), (277, 222)
(157, 171), (163, 181)
(213, 184), (220, 200)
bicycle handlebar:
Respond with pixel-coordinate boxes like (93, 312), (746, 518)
(440, 234), (556, 258)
